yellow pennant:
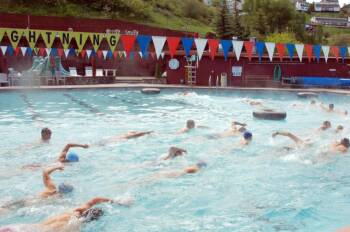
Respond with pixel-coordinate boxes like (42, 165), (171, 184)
(24, 29), (41, 48)
(5, 28), (26, 48)
(72, 32), (90, 52)
(40, 30), (57, 49)
(58, 31), (73, 50)
(91, 33), (102, 51)
(106, 32), (120, 52)
(0, 28), (5, 42)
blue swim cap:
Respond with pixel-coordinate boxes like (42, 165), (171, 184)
(244, 131), (253, 140)
(196, 161), (207, 169)
(58, 183), (74, 194)
(66, 152), (79, 162)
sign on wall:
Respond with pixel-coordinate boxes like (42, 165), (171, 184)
(232, 66), (242, 77)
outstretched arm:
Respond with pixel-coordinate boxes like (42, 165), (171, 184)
(58, 143), (89, 162)
(233, 121), (247, 127)
(42, 166), (64, 191)
(272, 131), (303, 144)
(74, 197), (113, 215)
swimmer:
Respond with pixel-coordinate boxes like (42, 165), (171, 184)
(0, 166), (72, 212)
(335, 125), (344, 133)
(98, 131), (154, 146)
(320, 103), (347, 115)
(209, 121), (247, 139)
(150, 161), (207, 180)
(245, 99), (263, 106)
(272, 131), (311, 148)
(0, 197), (132, 232)
(178, 120), (208, 134)
(163, 146), (187, 160)
(329, 138), (350, 154)
(337, 226), (350, 232)
(319, 121), (331, 131)
(41, 127), (52, 142)
(240, 131), (253, 145)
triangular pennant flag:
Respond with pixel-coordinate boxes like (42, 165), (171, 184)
(97, 50), (103, 59)
(107, 50), (113, 59)
(91, 33), (103, 51)
(64, 49), (70, 58)
(58, 31), (73, 50)
(41, 30), (57, 49)
(51, 48), (58, 57)
(232, 41), (244, 61)
(0, 29), (5, 43)
(26, 47), (32, 56)
(138, 51), (143, 59)
(194, 38), (207, 61)
(45, 48), (51, 56)
(106, 33), (120, 52)
(90, 50), (96, 58)
(86, 50), (92, 59)
(5, 28), (26, 49)
(137, 35), (151, 58)
(72, 32), (90, 52)
(102, 50), (108, 59)
(295, 44), (304, 62)
(305, 44), (313, 62)
(331, 46), (339, 61)
(113, 51), (118, 59)
(348, 47), (350, 59)
(152, 36), (166, 60)
(118, 51), (123, 58)
(7, 46), (14, 56)
(265, 42), (275, 62)
(25, 29), (41, 49)
(220, 40), (232, 61)
(33, 47), (39, 55)
(244, 41), (253, 61)
(276, 43), (285, 61)
(69, 48), (76, 56)
(39, 47), (46, 56)
(160, 52), (165, 59)
(129, 51), (134, 60)
(340, 46), (347, 63)
(167, 37), (181, 58)
(313, 45), (321, 63)
(322, 46), (330, 63)
(20, 47), (27, 56)
(80, 49), (87, 59)
(255, 41), (265, 62)
(14, 47), (21, 56)
(181, 37), (194, 57)
(57, 48), (63, 57)
(150, 52), (155, 59)
(0, 46), (7, 55)
(286, 44), (295, 61)
(121, 35), (136, 57)
(208, 39), (219, 60)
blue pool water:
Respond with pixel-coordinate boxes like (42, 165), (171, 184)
(0, 88), (350, 232)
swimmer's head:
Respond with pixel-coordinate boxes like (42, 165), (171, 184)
(196, 161), (207, 169)
(310, 100), (316, 105)
(322, 121), (331, 129)
(81, 208), (104, 222)
(238, 127), (247, 133)
(41, 128), (52, 141)
(345, 110), (348, 115)
(329, 104), (334, 110)
(168, 146), (186, 158)
(243, 131), (253, 140)
(340, 138), (350, 148)
(186, 120), (195, 129)
(58, 183), (74, 194)
(336, 125), (344, 132)
(65, 152), (79, 162)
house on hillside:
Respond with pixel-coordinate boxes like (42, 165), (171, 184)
(311, 16), (350, 27)
(203, 0), (244, 12)
(314, 0), (340, 12)
(294, 0), (310, 11)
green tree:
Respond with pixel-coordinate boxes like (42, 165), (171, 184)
(214, 0), (234, 39)
(265, 32), (300, 44)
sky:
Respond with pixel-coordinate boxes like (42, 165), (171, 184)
(306, 0), (349, 7)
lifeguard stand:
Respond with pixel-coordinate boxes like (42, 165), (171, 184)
(185, 55), (197, 85)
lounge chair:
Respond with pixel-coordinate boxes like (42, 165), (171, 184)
(69, 67), (81, 77)
(85, 66), (93, 77)
(0, 73), (9, 86)
(96, 69), (104, 77)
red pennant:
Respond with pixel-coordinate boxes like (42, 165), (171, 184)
(14, 47), (21, 56)
(331, 46), (339, 61)
(208, 39), (219, 60)
(121, 35), (136, 57)
(244, 41), (253, 61)
(97, 50), (103, 59)
(276, 43), (285, 61)
(80, 50), (87, 59)
(305, 44), (313, 62)
(150, 52), (155, 59)
(57, 48), (64, 57)
(113, 51), (118, 59)
(167, 37), (180, 58)
(39, 47), (46, 56)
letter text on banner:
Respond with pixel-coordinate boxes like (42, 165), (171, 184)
(25, 30), (40, 48)
(0, 28), (6, 42)
(208, 39), (219, 60)
(255, 41), (265, 61)
(58, 31), (72, 50)
(322, 46), (330, 63)
(107, 33), (120, 52)
(167, 37), (181, 58)
(137, 35), (152, 58)
(194, 38), (207, 61)
(152, 36), (166, 60)
(221, 40), (232, 61)
(72, 32), (90, 52)
(265, 42), (275, 62)
(295, 44), (304, 62)
(92, 33), (102, 51)
(6, 28), (26, 48)
(232, 41), (243, 61)
(41, 30), (57, 49)
(181, 37), (194, 57)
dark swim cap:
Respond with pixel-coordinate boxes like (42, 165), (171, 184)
(244, 131), (253, 140)
(82, 208), (104, 222)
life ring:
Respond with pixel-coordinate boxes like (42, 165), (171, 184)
(297, 92), (318, 98)
(253, 109), (287, 120)
(141, 88), (161, 94)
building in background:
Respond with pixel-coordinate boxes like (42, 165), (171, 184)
(203, 0), (244, 12)
(314, 0), (340, 12)
(294, 0), (310, 11)
(311, 16), (350, 27)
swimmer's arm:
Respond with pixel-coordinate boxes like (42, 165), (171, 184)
(233, 121), (247, 127)
(43, 166), (63, 191)
(58, 143), (89, 162)
(185, 166), (199, 174)
(197, 125), (210, 129)
(74, 197), (113, 215)
(272, 132), (303, 144)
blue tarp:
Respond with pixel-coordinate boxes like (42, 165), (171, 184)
(296, 77), (350, 87)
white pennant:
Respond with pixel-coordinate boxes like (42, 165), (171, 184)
(64, 49), (70, 58)
(1, 46), (7, 55)
(86, 50), (92, 59)
(102, 50), (108, 59)
(160, 52), (165, 59)
(20, 47), (27, 56)
(194, 38), (207, 61)
(322, 46), (330, 63)
(232, 41), (243, 61)
(295, 44), (304, 62)
(348, 47), (350, 59)
(265, 42), (275, 62)
(45, 48), (51, 57)
(152, 36), (166, 60)
(138, 51), (143, 58)
(123, 51), (127, 58)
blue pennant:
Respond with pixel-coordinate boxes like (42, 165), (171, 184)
(181, 37), (194, 57)
(69, 48), (76, 56)
(107, 50), (113, 59)
(51, 48), (58, 57)
(340, 46), (347, 63)
(256, 41), (265, 62)
(221, 40), (232, 61)
(7, 46), (14, 56)
(286, 44), (295, 61)
(313, 45), (321, 63)
(137, 35), (151, 59)
(26, 47), (32, 56)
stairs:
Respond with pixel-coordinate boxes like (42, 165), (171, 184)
(185, 57), (197, 85)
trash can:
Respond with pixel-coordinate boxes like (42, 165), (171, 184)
(220, 73), (227, 87)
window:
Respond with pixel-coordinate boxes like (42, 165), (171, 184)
(232, 66), (242, 77)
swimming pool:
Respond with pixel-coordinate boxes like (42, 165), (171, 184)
(0, 88), (350, 232)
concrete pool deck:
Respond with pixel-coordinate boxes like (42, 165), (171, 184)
(1, 83), (350, 95)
